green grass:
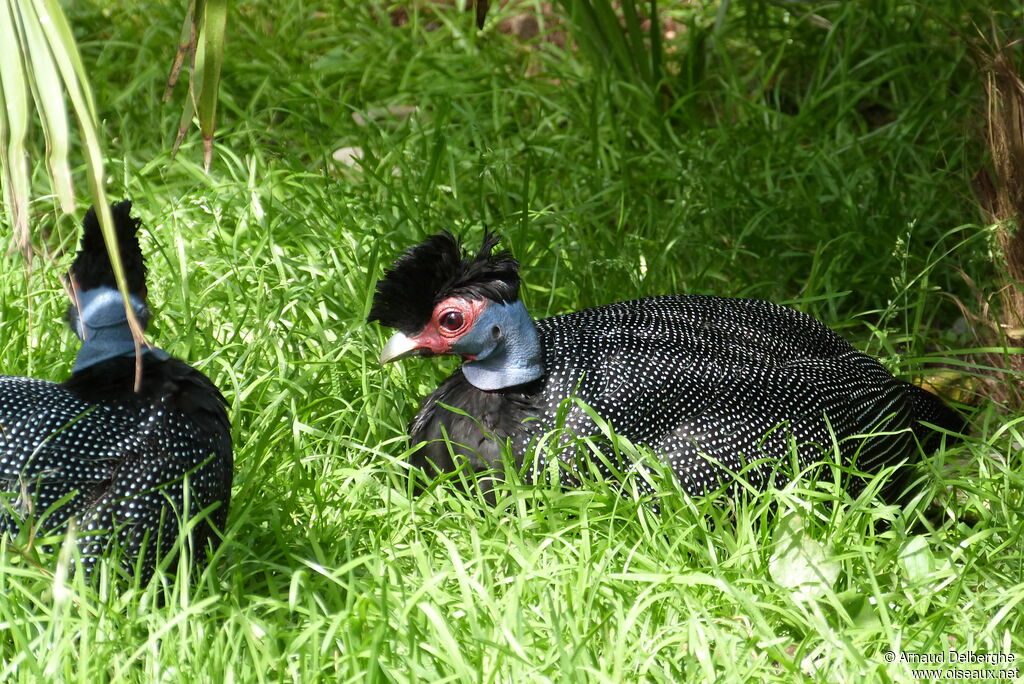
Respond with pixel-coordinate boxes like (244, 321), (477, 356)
(0, 0), (1021, 681)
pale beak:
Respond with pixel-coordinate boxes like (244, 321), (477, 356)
(380, 331), (423, 364)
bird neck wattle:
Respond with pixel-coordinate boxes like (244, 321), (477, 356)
(71, 286), (169, 373)
(457, 299), (544, 391)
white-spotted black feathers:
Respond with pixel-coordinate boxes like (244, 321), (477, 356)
(0, 203), (232, 582)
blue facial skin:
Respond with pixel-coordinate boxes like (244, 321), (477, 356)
(451, 299), (544, 391)
(71, 287), (169, 373)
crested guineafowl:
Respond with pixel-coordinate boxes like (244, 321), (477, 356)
(368, 232), (963, 499)
(0, 201), (232, 581)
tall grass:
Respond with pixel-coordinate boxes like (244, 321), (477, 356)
(0, 0), (1020, 680)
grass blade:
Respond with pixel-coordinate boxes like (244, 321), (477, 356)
(164, 0), (197, 102)
(196, 0), (227, 172)
(620, 0), (650, 83)
(170, 0), (227, 170)
(18, 0), (75, 214)
(0, 0), (32, 255)
(38, 0), (98, 122)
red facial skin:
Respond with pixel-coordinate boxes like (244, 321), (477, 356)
(408, 297), (488, 358)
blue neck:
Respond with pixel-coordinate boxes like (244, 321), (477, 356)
(453, 299), (544, 391)
(72, 287), (169, 373)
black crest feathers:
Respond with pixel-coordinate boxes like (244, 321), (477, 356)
(368, 231), (521, 333)
(71, 200), (147, 295)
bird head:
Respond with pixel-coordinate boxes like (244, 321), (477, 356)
(368, 232), (543, 390)
(66, 200), (149, 334)
(66, 201), (166, 372)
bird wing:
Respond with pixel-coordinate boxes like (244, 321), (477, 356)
(532, 296), (919, 494)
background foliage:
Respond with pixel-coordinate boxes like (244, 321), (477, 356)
(0, 1), (1021, 681)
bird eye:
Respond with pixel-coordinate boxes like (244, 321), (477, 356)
(439, 310), (465, 332)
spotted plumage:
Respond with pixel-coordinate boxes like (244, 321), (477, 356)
(369, 233), (963, 499)
(0, 202), (232, 580)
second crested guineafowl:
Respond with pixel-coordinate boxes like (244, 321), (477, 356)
(368, 233), (963, 499)
(0, 201), (232, 581)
